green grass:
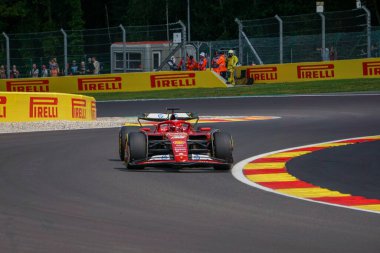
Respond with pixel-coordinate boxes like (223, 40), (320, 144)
(86, 78), (380, 101)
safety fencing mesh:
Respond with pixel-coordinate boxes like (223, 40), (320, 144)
(371, 26), (380, 57)
(0, 9), (378, 77)
(239, 8), (371, 65)
(0, 22), (184, 77)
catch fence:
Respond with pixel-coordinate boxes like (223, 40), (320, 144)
(0, 7), (379, 78)
(237, 7), (377, 65)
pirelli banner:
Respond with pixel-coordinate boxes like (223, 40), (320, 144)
(0, 92), (96, 122)
(0, 70), (226, 94)
(236, 58), (380, 84)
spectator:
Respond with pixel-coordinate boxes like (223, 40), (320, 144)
(167, 56), (178, 70)
(10, 65), (20, 79)
(0, 65), (6, 79)
(50, 66), (58, 77)
(329, 46), (336, 61)
(317, 47), (329, 61)
(226, 49), (239, 85)
(49, 58), (59, 77)
(79, 61), (86, 75)
(30, 63), (39, 77)
(177, 55), (188, 71)
(78, 61), (86, 74)
(49, 58), (60, 72)
(40, 65), (49, 77)
(198, 52), (208, 71)
(86, 57), (94, 74)
(70, 60), (79, 75)
(92, 57), (100, 74)
(50, 64), (59, 77)
(215, 51), (227, 79)
(186, 55), (198, 71)
(212, 51), (220, 73)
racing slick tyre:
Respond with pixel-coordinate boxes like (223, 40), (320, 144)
(126, 132), (147, 169)
(213, 132), (233, 170)
(119, 126), (128, 161)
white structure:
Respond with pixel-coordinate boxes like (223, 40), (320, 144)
(110, 41), (196, 73)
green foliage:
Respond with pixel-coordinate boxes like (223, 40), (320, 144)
(0, 0), (378, 39)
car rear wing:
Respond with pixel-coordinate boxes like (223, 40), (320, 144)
(137, 112), (199, 126)
(138, 112), (198, 121)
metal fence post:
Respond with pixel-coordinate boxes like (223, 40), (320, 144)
(60, 29), (68, 76)
(235, 18), (243, 65)
(275, 15), (283, 64)
(208, 42), (212, 69)
(318, 13), (326, 61)
(2, 32), (10, 78)
(178, 20), (187, 70)
(187, 0), (191, 42)
(362, 6), (371, 57)
(235, 18), (263, 65)
(119, 24), (126, 72)
(193, 41), (200, 62)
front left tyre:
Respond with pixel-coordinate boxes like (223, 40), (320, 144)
(125, 132), (148, 169)
(118, 126), (128, 161)
(213, 131), (233, 170)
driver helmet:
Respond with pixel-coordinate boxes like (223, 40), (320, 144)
(169, 124), (176, 132)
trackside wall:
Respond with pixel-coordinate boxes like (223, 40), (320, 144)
(237, 58), (380, 84)
(0, 70), (227, 94)
(2, 58), (379, 93)
(0, 92), (96, 122)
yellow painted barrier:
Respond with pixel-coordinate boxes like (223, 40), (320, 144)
(236, 57), (380, 84)
(1, 59), (379, 92)
(0, 92), (96, 122)
(0, 70), (227, 94)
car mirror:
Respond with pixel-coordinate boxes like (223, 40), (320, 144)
(199, 127), (211, 131)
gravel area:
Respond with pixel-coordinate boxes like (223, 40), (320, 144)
(0, 115), (253, 134)
(0, 117), (137, 134)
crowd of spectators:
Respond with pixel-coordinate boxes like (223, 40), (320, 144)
(168, 50), (239, 84)
(168, 51), (226, 72)
(0, 51), (239, 82)
(0, 56), (101, 79)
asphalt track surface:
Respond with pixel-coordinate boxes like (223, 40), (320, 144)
(287, 140), (380, 200)
(1, 94), (380, 253)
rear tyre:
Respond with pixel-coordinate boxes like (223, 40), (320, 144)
(126, 132), (147, 169)
(118, 126), (128, 161)
(213, 132), (233, 171)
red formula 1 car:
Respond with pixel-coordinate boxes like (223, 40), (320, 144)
(118, 108), (233, 170)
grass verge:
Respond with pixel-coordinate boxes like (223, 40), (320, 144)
(86, 78), (380, 101)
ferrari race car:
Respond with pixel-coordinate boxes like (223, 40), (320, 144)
(118, 108), (233, 170)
